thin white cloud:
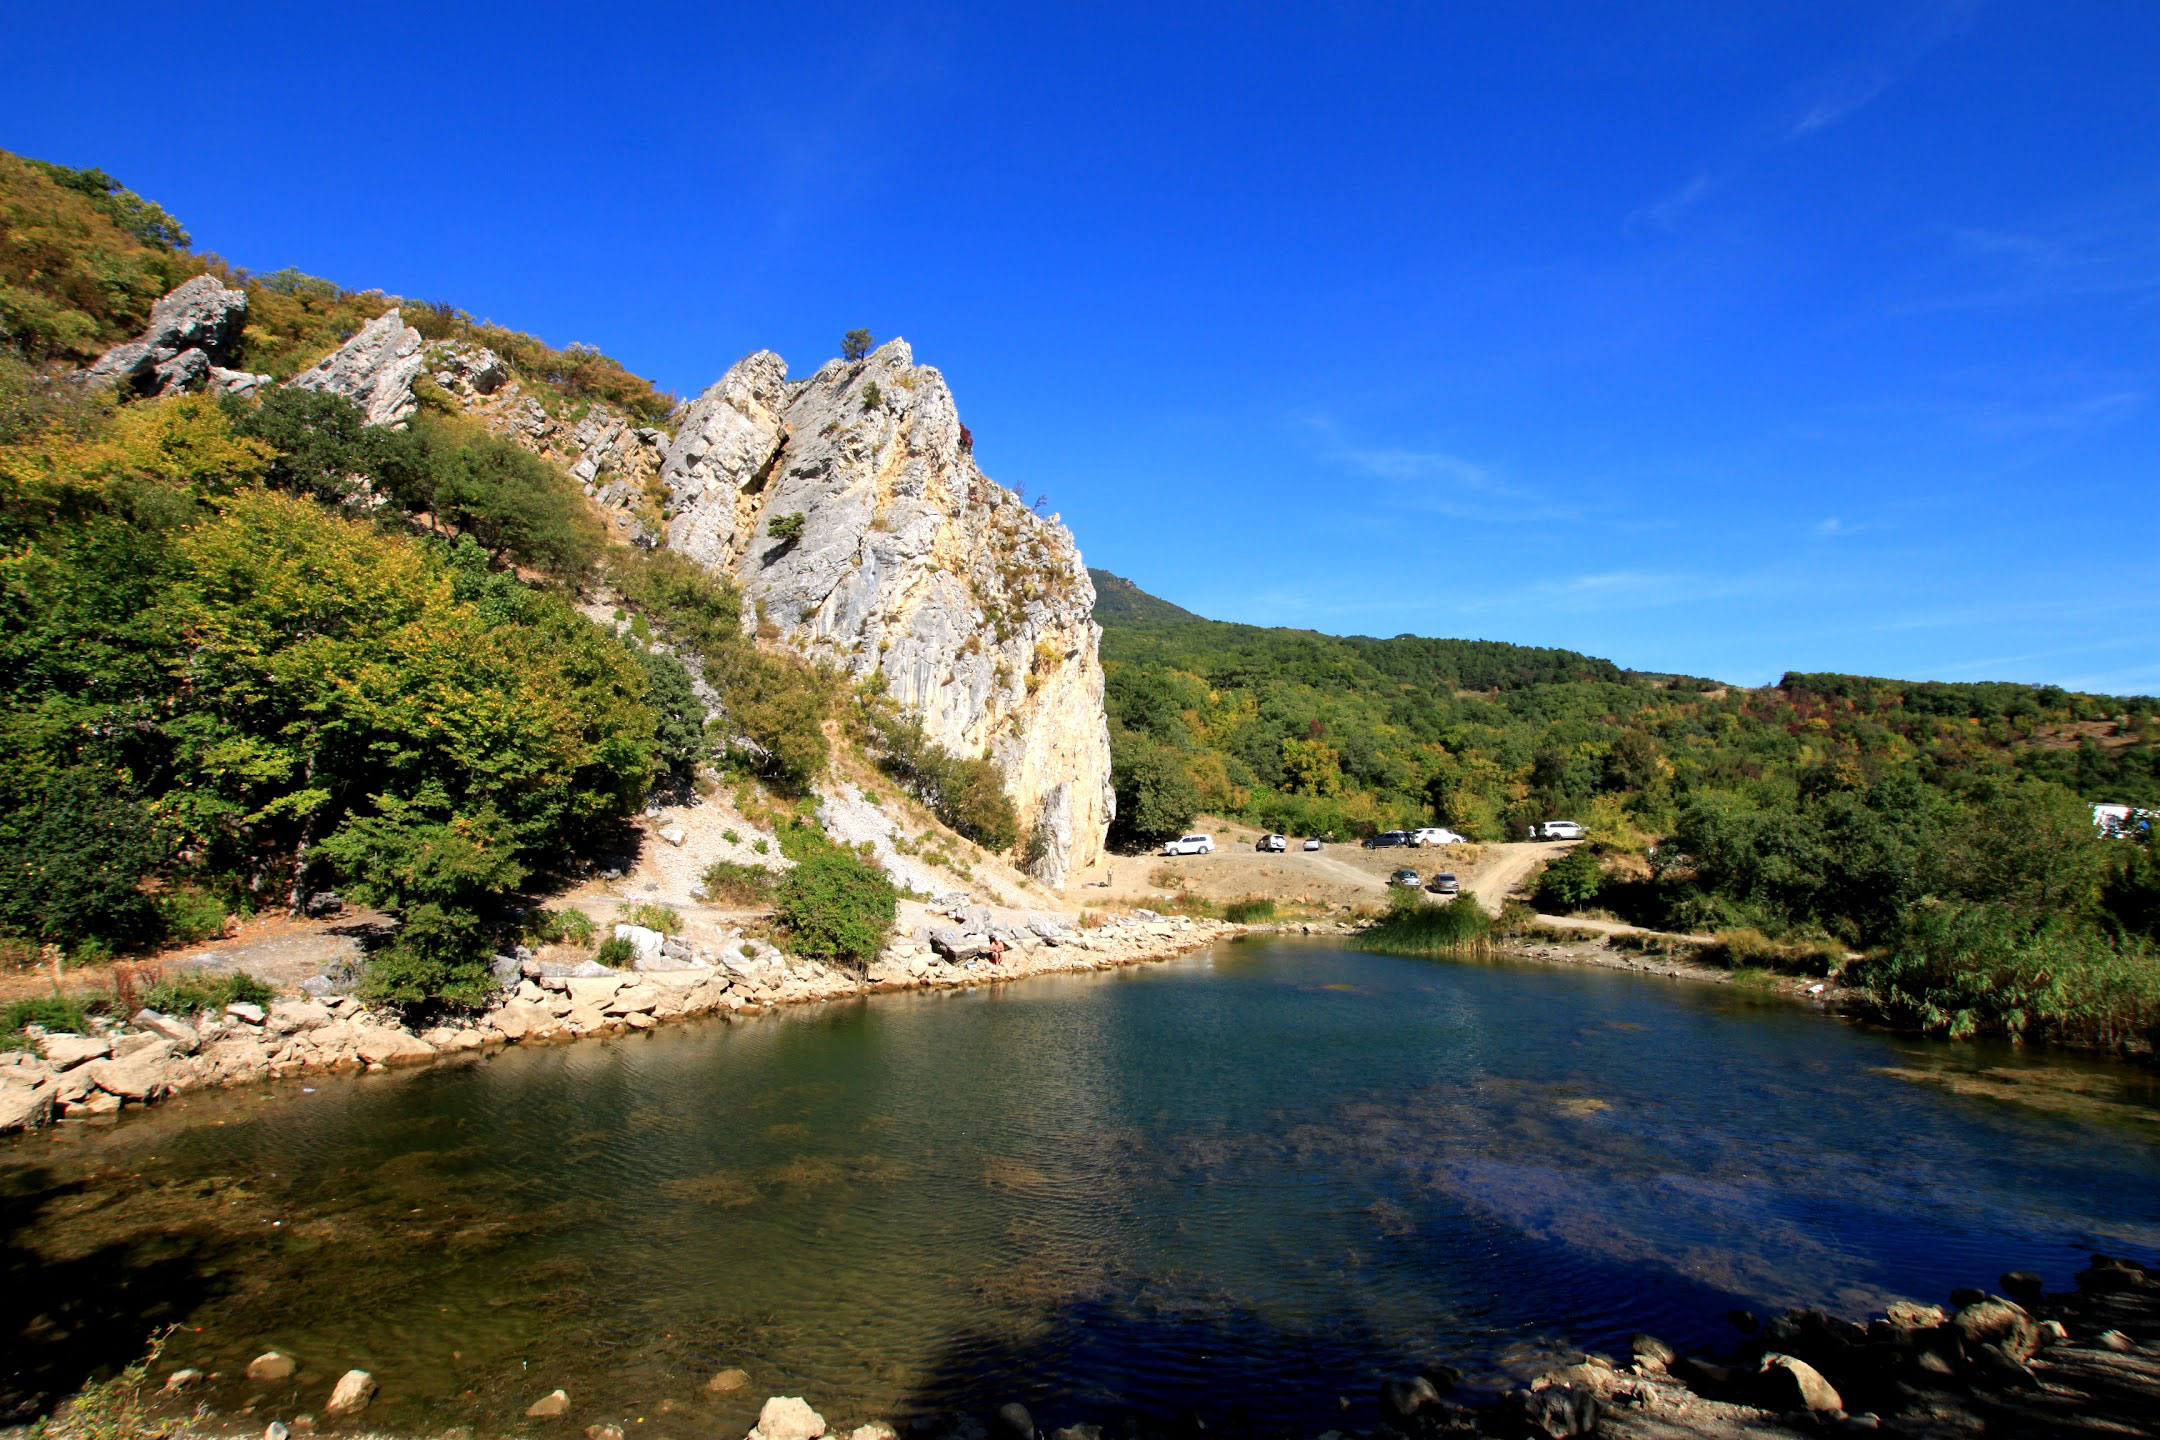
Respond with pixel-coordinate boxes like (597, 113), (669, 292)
(1344, 446), (1494, 487)
(1787, 69), (1893, 138)
(1626, 173), (1714, 235)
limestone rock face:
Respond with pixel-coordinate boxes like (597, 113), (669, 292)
(662, 341), (1113, 885)
(84, 274), (250, 395)
(290, 309), (427, 426)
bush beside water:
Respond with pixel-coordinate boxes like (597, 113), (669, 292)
(1354, 890), (1495, 957)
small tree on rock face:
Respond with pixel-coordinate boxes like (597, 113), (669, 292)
(841, 330), (874, 362)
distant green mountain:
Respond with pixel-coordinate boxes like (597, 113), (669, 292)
(1088, 568), (1205, 627)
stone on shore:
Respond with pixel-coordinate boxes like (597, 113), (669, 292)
(132, 1008), (202, 1054)
(37, 1033), (111, 1069)
(85, 1040), (173, 1101)
(1952, 1296), (2039, 1363)
(351, 1025), (437, 1066)
(247, 1351), (297, 1381)
(325, 1369), (376, 1416)
(0, 1081), (57, 1133)
(748, 1395), (826, 1440)
(1758, 1353), (1841, 1413)
(527, 1389), (571, 1418)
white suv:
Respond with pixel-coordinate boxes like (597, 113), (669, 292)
(1412, 827), (1466, 847)
(1257, 833), (1287, 852)
(1540, 820), (1585, 841)
(1161, 834), (1217, 856)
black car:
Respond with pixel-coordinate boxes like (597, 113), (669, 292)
(1362, 830), (1412, 849)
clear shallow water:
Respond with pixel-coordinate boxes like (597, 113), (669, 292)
(5, 939), (2158, 1434)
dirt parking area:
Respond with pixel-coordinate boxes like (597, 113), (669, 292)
(1078, 818), (1575, 916)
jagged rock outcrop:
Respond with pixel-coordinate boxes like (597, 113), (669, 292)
(290, 308), (427, 426)
(661, 340), (1113, 886)
(83, 274), (262, 396)
(440, 342), (670, 544)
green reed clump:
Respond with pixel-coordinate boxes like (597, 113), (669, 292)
(1353, 890), (1494, 957)
(1845, 902), (2160, 1054)
(1224, 897), (1277, 923)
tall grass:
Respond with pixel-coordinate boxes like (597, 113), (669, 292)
(1845, 903), (2160, 1054)
(1353, 892), (1495, 957)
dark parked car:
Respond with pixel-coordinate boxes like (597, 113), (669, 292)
(1426, 872), (1460, 895)
(1362, 831), (1413, 849)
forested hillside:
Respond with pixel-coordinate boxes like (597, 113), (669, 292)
(0, 150), (894, 1011)
(1094, 569), (2160, 1050)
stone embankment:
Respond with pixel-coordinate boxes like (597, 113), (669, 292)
(0, 909), (1236, 1136)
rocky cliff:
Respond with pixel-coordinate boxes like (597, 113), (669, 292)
(100, 285), (1114, 887)
(660, 341), (1113, 886)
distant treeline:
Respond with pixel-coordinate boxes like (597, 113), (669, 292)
(1094, 571), (2160, 1052)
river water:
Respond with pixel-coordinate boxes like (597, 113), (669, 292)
(5, 939), (2158, 1434)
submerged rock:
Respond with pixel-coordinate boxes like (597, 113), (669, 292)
(325, 1369), (376, 1417)
(527, 1389), (571, 1418)
(247, 1351), (297, 1381)
(703, 1368), (751, 1394)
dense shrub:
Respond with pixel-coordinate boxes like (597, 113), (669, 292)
(700, 860), (775, 905)
(3, 994), (92, 1034)
(1107, 728), (1200, 848)
(0, 150), (200, 357)
(524, 907), (596, 948)
(137, 970), (273, 1017)
(618, 902), (681, 934)
(1354, 892), (1494, 957)
(155, 887), (230, 944)
(1224, 897), (1276, 923)
(859, 698), (1020, 850)
(611, 550), (833, 788)
(776, 839), (897, 967)
(1533, 847), (1604, 912)
(593, 935), (636, 969)
(1847, 903), (2160, 1053)
(768, 512), (807, 544)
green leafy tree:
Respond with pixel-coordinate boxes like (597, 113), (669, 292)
(1534, 846), (1604, 912)
(841, 329), (874, 362)
(1108, 730), (1200, 847)
(777, 841), (896, 965)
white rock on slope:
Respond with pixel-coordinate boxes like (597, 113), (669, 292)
(83, 274), (251, 394)
(289, 309), (427, 426)
(661, 341), (1113, 886)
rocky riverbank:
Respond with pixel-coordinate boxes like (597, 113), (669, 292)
(0, 908), (1238, 1137)
(33, 1256), (2156, 1440)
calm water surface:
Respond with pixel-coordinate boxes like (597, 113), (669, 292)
(5, 939), (2158, 1433)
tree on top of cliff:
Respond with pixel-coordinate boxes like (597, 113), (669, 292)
(841, 329), (873, 362)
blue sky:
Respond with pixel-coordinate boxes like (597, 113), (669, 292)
(4, 2), (2153, 689)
